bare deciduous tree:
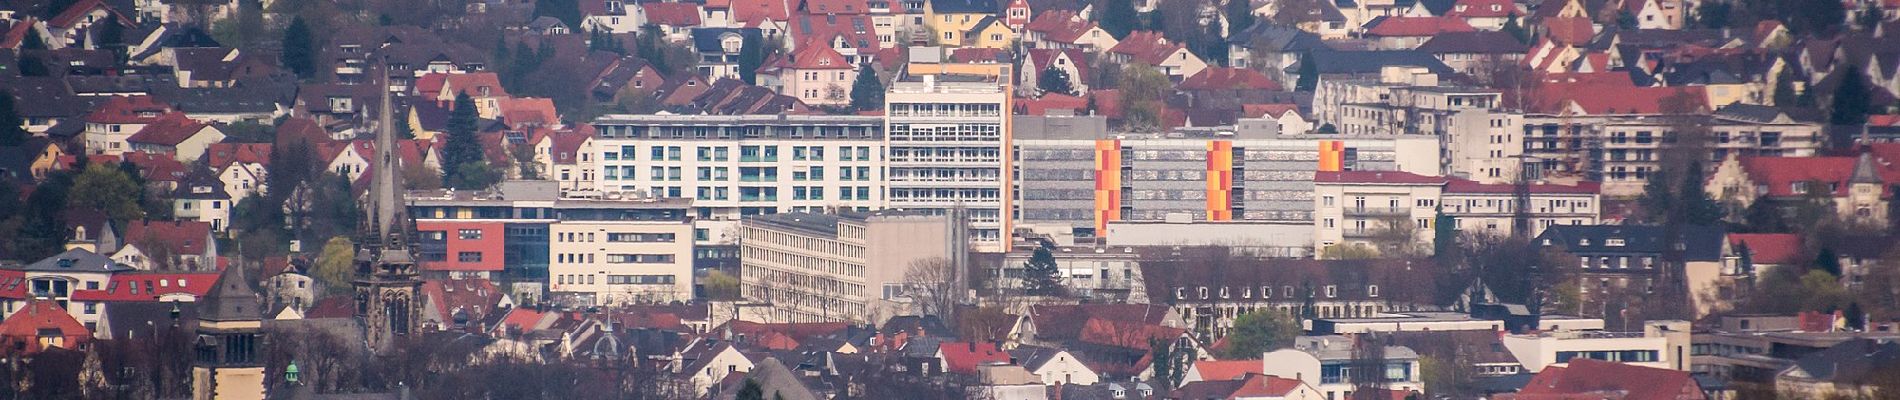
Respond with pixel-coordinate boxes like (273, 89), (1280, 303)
(903, 257), (961, 322)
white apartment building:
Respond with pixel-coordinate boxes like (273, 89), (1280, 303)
(1522, 110), (1824, 197)
(1261, 335), (1422, 400)
(590, 114), (886, 219)
(885, 75), (1013, 251)
(1501, 320), (1693, 372)
(738, 211), (968, 324)
(408, 181), (697, 306)
(1313, 170), (1599, 255)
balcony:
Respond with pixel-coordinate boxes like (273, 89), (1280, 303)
(1343, 207), (1409, 217)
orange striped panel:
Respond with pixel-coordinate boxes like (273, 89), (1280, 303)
(1319, 140), (1344, 172)
(1094, 140), (1122, 231)
(1206, 141), (1233, 221)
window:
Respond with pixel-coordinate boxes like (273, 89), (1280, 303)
(1325, 285), (1337, 298)
(605, 254), (676, 264)
(458, 229), (482, 240)
(1368, 285), (1379, 297)
(457, 252), (482, 262)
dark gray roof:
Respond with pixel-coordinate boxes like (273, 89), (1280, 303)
(1415, 31), (1527, 54)
(171, 169), (232, 200)
(1292, 50), (1455, 75)
(1713, 103), (1790, 123)
(1787, 339), (1900, 383)
(14, 248), (133, 273)
(153, 78), (297, 114)
(691, 28), (762, 54)
(4, 77), (94, 119)
(1533, 224), (1726, 261)
(197, 261), (262, 322)
(1007, 345), (1067, 370)
(102, 301), (197, 340)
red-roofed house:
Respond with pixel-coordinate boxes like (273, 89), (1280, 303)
(1726, 233), (1802, 271)
(121, 152), (191, 191)
(643, 2), (705, 41)
(421, 279), (512, 331)
(1170, 373), (1325, 400)
(1013, 93), (1088, 115)
(1314, 170), (1601, 255)
(1443, 0), (1519, 29)
(532, 128), (596, 191)
(1623, 0), (1684, 29)
(490, 307), (558, 336)
(416, 72), (510, 119)
(1105, 31), (1206, 78)
(729, 0), (792, 36)
(1021, 10), (1117, 51)
(126, 113), (226, 162)
(1363, 16), (1476, 50)
(69, 272), (219, 303)
(209, 143), (271, 202)
(1496, 358), (1707, 400)
(0, 300), (90, 354)
(1705, 150), (1897, 227)
(1183, 360), (1265, 384)
(45, 0), (134, 49)
(775, 43), (857, 106)
(789, 12), (883, 64)
(1179, 67), (1283, 91)
(498, 97), (560, 129)
(115, 220), (217, 271)
(1020, 48), (1090, 95)
(936, 341), (1011, 375)
(84, 96), (176, 156)
(1075, 317), (1201, 378)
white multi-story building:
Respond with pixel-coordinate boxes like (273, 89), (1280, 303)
(738, 210), (968, 324)
(1261, 335), (1422, 400)
(590, 114), (887, 220)
(1312, 170), (1600, 255)
(408, 181), (697, 306)
(885, 75), (1013, 251)
(1500, 320), (1692, 372)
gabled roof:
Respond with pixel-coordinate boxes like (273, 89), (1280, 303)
(125, 112), (212, 147)
(1509, 358), (1702, 400)
(85, 95), (174, 124)
(1179, 67), (1283, 91)
(498, 97), (559, 127)
(0, 300), (90, 354)
(781, 40), (854, 69)
(1735, 156), (1865, 198)
(1363, 16), (1476, 37)
(938, 341), (1009, 374)
(121, 152), (190, 183)
(1078, 317), (1187, 350)
(732, 0), (793, 22)
(1727, 233), (1801, 265)
(205, 142), (272, 169)
(1172, 374), (1308, 399)
(1027, 304), (1171, 342)
(49, 0), (132, 29)
(123, 220), (213, 257)
(422, 278), (506, 327)
(790, 13), (881, 51)
(1107, 31), (1187, 66)
(1189, 360), (1263, 381)
(801, 0), (871, 14)
(1023, 10), (1097, 44)
(1786, 339), (1900, 384)
(1444, 0), (1515, 17)
(416, 72), (509, 99)
(14, 248), (131, 273)
(643, 2), (704, 26)
(1026, 48), (1090, 83)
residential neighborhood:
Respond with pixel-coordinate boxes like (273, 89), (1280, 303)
(1, 0), (1899, 398)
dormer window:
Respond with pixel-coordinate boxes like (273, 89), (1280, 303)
(1605, 238), (1625, 247)
(1198, 287), (1209, 299)
(1579, 238), (1590, 246)
(1368, 285), (1379, 297)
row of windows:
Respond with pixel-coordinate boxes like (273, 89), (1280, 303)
(1173, 284), (1375, 300)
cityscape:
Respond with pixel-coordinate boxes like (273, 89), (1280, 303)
(1, 0), (1899, 398)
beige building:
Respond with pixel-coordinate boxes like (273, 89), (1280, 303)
(738, 211), (968, 324)
(1500, 320), (1692, 373)
(885, 74), (1012, 251)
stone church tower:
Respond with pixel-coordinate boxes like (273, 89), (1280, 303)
(191, 261), (266, 400)
(354, 69), (424, 355)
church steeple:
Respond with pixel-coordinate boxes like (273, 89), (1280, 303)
(192, 260), (266, 400)
(353, 66), (424, 356)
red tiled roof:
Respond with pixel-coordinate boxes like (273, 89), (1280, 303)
(305, 295), (355, 319)
(422, 278), (505, 326)
(1728, 233), (1801, 265)
(790, 14), (881, 52)
(121, 152), (189, 182)
(1023, 10), (1096, 43)
(1191, 360), (1263, 381)
(205, 143), (272, 169)
(732, 0), (791, 22)
(123, 220), (213, 257)
(85, 95), (174, 125)
(1541, 17), (1595, 46)
(0, 300), (89, 354)
(1107, 31), (1186, 65)
(802, 0), (870, 14)
(1026, 48), (1090, 84)
(498, 97), (559, 127)
(70, 272), (219, 302)
(1179, 67), (1282, 91)
(125, 113), (211, 147)
(1507, 358), (1704, 400)
(1078, 317), (1186, 350)
(1028, 303), (1168, 341)
(0, 270), (25, 300)
(1013, 93), (1088, 115)
(1365, 16), (1477, 37)
(275, 117), (330, 147)
(416, 72), (509, 100)
(1869, 115), (1900, 126)
(1445, 0), (1516, 17)
(938, 341), (1010, 374)
(1530, 84), (1705, 115)
(1737, 156), (1859, 197)
(546, 130), (591, 165)
(781, 41), (852, 69)
(1233, 374), (1309, 398)
(1089, 89), (1123, 118)
(1242, 103), (1300, 119)
(643, 2), (704, 26)
(49, 0), (131, 29)
(1314, 170), (1447, 185)
(494, 307), (551, 334)
(1, 18), (35, 49)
